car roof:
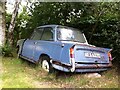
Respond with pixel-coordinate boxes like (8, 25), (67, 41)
(37, 25), (59, 28)
(37, 25), (76, 30)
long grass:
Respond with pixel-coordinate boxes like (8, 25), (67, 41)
(2, 55), (118, 88)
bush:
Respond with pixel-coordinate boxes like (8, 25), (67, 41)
(1, 43), (13, 57)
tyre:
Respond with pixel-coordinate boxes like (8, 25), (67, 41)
(40, 56), (54, 73)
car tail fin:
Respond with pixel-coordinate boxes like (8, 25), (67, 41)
(69, 45), (75, 72)
(105, 48), (112, 61)
(70, 47), (74, 58)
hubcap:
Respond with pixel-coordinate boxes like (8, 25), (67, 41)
(42, 60), (49, 72)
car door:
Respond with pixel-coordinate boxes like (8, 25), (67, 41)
(21, 28), (43, 60)
(33, 27), (55, 61)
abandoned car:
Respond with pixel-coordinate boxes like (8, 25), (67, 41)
(17, 25), (112, 73)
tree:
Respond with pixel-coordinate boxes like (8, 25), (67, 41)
(0, 1), (6, 47)
(25, 2), (120, 64)
(8, 0), (21, 46)
(5, 2), (120, 64)
(5, 2), (30, 46)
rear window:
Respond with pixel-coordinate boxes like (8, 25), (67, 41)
(57, 26), (87, 43)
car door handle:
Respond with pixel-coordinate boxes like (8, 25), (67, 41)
(61, 43), (64, 48)
(34, 42), (37, 44)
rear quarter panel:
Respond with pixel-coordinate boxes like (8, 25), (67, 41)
(33, 41), (74, 64)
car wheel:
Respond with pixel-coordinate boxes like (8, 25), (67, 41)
(40, 56), (54, 73)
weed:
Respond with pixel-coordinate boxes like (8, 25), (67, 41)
(2, 56), (119, 88)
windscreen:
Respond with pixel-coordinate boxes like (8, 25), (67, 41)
(57, 26), (87, 43)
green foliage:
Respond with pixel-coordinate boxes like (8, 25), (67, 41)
(26, 2), (120, 63)
(6, 6), (30, 46)
(1, 42), (13, 57)
(2, 56), (118, 88)
(5, 2), (120, 63)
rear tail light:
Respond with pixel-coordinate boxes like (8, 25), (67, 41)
(108, 52), (112, 61)
(70, 47), (74, 58)
(69, 46), (75, 72)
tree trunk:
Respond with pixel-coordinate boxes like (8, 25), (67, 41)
(0, 1), (6, 47)
(89, 3), (104, 43)
(8, 0), (21, 46)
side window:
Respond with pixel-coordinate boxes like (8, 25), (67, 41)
(31, 28), (43, 40)
(41, 27), (53, 41)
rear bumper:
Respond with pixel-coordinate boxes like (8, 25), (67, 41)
(52, 60), (112, 72)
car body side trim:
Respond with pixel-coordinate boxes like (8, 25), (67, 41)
(20, 54), (37, 64)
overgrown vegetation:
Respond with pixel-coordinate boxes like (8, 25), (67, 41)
(1, 42), (13, 57)
(2, 55), (118, 88)
(3, 2), (120, 88)
(5, 2), (120, 65)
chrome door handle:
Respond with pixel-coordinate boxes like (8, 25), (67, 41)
(34, 42), (37, 44)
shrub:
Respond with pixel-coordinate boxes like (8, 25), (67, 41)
(1, 43), (13, 57)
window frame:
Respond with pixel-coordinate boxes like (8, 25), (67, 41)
(56, 26), (88, 43)
(30, 27), (44, 40)
(40, 27), (54, 41)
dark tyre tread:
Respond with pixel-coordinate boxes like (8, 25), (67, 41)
(40, 56), (54, 73)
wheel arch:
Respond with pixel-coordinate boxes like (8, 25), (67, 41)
(39, 53), (55, 73)
(16, 45), (19, 48)
(16, 39), (26, 55)
(38, 53), (51, 63)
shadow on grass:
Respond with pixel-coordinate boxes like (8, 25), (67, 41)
(3, 56), (118, 88)
(19, 57), (113, 78)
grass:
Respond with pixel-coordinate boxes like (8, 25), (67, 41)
(1, 54), (119, 88)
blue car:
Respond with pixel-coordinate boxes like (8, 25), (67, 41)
(17, 25), (112, 73)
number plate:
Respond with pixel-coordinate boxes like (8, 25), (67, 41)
(84, 52), (101, 58)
